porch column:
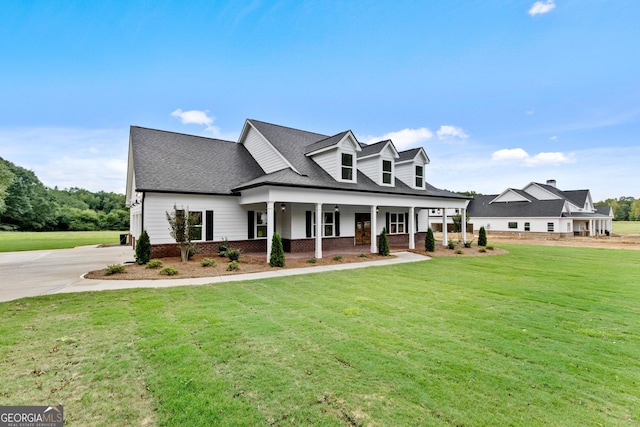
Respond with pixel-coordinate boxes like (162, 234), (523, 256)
(370, 205), (378, 254)
(442, 209), (448, 246)
(461, 208), (467, 243)
(266, 201), (274, 262)
(408, 206), (415, 249)
(589, 219), (595, 237)
(315, 203), (322, 259)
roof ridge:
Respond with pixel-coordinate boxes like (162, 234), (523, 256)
(131, 125), (237, 144)
(247, 119), (329, 139)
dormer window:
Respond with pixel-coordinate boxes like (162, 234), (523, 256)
(415, 165), (423, 188)
(341, 153), (353, 181)
(382, 160), (392, 184)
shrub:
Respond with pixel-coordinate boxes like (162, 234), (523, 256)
(104, 264), (125, 275)
(378, 227), (390, 256)
(201, 258), (216, 267)
(486, 245), (495, 251)
(146, 259), (163, 269)
(425, 227), (435, 252)
(218, 238), (229, 256)
(447, 239), (456, 250)
(479, 247), (487, 253)
(227, 260), (239, 271)
(478, 226), (487, 247)
(307, 257), (317, 264)
(359, 253), (368, 258)
(333, 254), (343, 261)
(464, 240), (473, 248)
(135, 230), (151, 265)
(269, 232), (285, 267)
(455, 249), (464, 255)
(186, 243), (198, 260)
(226, 248), (241, 261)
(159, 266), (179, 276)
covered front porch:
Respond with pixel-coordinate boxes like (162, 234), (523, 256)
(239, 185), (469, 261)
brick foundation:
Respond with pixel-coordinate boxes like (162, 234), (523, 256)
(481, 230), (574, 240)
(150, 239), (267, 258)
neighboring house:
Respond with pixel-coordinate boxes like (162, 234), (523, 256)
(467, 180), (614, 236)
(126, 119), (470, 259)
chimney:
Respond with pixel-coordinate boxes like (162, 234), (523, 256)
(546, 179), (556, 187)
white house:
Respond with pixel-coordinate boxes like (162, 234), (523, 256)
(467, 180), (613, 237)
(126, 119), (470, 259)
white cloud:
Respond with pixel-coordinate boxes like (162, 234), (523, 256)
(491, 148), (530, 161)
(550, 135), (558, 141)
(528, 0), (556, 16)
(362, 127), (434, 151)
(492, 147), (574, 166)
(436, 125), (469, 140)
(171, 108), (222, 136)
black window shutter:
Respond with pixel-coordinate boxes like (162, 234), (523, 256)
(405, 213), (409, 233)
(335, 211), (340, 237)
(206, 211), (214, 241)
(305, 211), (312, 238)
(385, 212), (390, 233)
(248, 211), (254, 239)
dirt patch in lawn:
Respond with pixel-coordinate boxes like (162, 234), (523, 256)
(85, 253), (395, 280)
(410, 244), (508, 258)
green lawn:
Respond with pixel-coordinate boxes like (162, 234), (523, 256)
(613, 221), (640, 235)
(1, 245), (638, 426)
(0, 230), (126, 252)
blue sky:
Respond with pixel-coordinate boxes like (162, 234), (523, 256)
(1, 0), (638, 200)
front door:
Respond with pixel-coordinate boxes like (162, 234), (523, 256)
(355, 213), (371, 245)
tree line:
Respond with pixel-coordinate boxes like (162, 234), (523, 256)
(0, 157), (129, 231)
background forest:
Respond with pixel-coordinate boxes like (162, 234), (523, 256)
(0, 157), (128, 231)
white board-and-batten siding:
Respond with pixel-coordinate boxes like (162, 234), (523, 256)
(242, 125), (289, 174)
(143, 193), (247, 244)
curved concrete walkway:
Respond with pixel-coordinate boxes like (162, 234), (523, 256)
(0, 245), (430, 302)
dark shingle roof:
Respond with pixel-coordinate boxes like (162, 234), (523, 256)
(468, 194), (566, 217)
(131, 126), (264, 194)
(358, 140), (391, 157)
(304, 131), (350, 154)
(130, 120), (468, 200)
(397, 148), (422, 162)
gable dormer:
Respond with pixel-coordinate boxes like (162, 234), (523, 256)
(305, 130), (361, 183)
(523, 182), (562, 201)
(395, 147), (430, 189)
(357, 140), (400, 186)
(238, 120), (300, 174)
(490, 189), (532, 203)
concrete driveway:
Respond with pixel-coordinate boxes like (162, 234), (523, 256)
(0, 245), (134, 303)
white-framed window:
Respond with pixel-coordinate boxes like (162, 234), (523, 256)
(382, 160), (392, 184)
(524, 222), (530, 232)
(547, 222), (554, 232)
(415, 165), (424, 188)
(341, 153), (354, 181)
(255, 211), (268, 238)
(508, 222), (518, 229)
(176, 209), (203, 241)
(190, 211), (203, 240)
(324, 212), (335, 236)
(389, 213), (405, 234)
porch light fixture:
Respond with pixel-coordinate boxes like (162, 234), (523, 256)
(334, 205), (339, 212)
(376, 206), (380, 214)
(280, 203), (286, 211)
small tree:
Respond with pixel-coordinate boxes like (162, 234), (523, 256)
(378, 227), (390, 256)
(135, 230), (151, 265)
(425, 227), (435, 252)
(478, 226), (487, 247)
(166, 204), (196, 262)
(269, 232), (285, 267)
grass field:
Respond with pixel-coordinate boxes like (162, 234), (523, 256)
(0, 230), (126, 252)
(613, 221), (640, 235)
(1, 244), (638, 425)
